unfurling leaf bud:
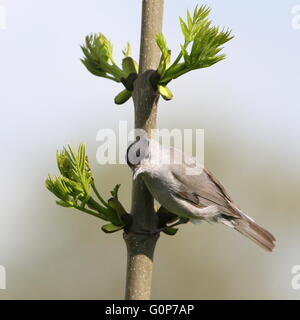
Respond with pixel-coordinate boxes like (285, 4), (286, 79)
(122, 57), (138, 75)
(157, 85), (173, 100)
(101, 223), (124, 233)
(114, 89), (132, 105)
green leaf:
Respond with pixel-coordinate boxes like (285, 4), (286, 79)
(110, 184), (127, 223)
(180, 45), (190, 65)
(56, 200), (74, 208)
(101, 223), (124, 233)
(47, 144), (125, 226)
(158, 5), (233, 85)
(103, 186), (127, 226)
(122, 57), (138, 75)
(45, 175), (71, 202)
(101, 192), (124, 226)
(47, 144), (97, 210)
(80, 58), (107, 77)
(187, 9), (192, 30)
(114, 89), (132, 105)
(156, 33), (169, 55)
(156, 33), (171, 77)
(86, 197), (110, 221)
(78, 144), (86, 174)
(81, 33), (125, 82)
(122, 42), (131, 57)
(157, 85), (173, 100)
(179, 17), (189, 40)
(110, 184), (120, 198)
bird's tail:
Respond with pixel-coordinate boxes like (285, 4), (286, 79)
(232, 217), (276, 252)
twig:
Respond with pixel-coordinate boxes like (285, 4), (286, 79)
(123, 0), (164, 300)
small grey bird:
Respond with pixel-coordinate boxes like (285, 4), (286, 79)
(126, 138), (276, 252)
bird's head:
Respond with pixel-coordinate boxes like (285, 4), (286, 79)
(126, 138), (151, 180)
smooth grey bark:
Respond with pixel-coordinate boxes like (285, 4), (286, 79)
(124, 0), (164, 300)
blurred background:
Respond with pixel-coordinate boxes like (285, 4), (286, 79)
(0, 0), (300, 299)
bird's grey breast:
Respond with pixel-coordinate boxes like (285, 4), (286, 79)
(141, 164), (198, 218)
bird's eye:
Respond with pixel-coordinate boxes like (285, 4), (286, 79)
(136, 149), (140, 157)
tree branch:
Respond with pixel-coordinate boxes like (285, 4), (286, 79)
(123, 0), (164, 300)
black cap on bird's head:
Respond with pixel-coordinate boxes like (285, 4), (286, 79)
(126, 138), (150, 170)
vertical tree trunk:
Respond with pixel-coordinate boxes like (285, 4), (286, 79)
(123, 0), (164, 300)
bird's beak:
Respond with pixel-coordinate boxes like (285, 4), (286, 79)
(132, 165), (143, 181)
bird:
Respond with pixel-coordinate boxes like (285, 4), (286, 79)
(126, 138), (276, 252)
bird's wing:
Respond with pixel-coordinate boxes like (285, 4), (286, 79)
(168, 153), (240, 218)
(167, 147), (276, 251)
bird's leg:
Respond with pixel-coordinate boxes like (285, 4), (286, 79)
(132, 217), (189, 235)
(163, 217), (190, 229)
